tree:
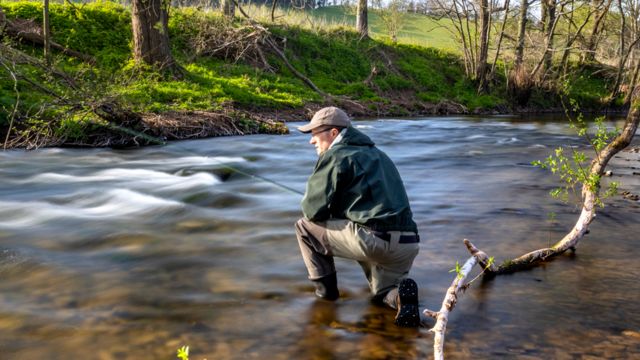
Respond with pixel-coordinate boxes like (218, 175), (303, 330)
(622, 0), (640, 104)
(428, 0), (477, 81)
(581, 0), (614, 63)
(378, 0), (407, 43)
(356, 0), (368, 38)
(43, 0), (51, 66)
(558, 0), (593, 78)
(222, 0), (235, 18)
(609, 0), (640, 101)
(509, 0), (533, 105)
(476, 0), (491, 93)
(429, 0), (508, 93)
(514, 0), (530, 68)
(131, 0), (179, 73)
(540, 0), (558, 79)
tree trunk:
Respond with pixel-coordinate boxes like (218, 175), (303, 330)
(43, 0), (51, 66)
(609, 0), (640, 101)
(509, 0), (533, 105)
(624, 60), (640, 105)
(271, 0), (278, 22)
(476, 0), (491, 93)
(490, 0), (510, 81)
(514, 0), (529, 68)
(542, 0), (557, 78)
(610, 38), (640, 102)
(541, 0), (548, 33)
(356, 0), (368, 38)
(131, 0), (178, 72)
(222, 0), (235, 18)
(560, 0), (593, 78)
(582, 0), (614, 63)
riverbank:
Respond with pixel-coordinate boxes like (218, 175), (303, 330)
(0, 1), (628, 148)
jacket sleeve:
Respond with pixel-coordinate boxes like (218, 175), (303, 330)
(301, 153), (341, 222)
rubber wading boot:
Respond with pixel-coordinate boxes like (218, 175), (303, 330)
(312, 273), (339, 301)
(394, 278), (420, 327)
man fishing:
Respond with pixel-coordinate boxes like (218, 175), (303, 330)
(295, 106), (421, 327)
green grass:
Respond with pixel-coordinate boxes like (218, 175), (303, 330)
(0, 1), (616, 133)
(0, 1), (476, 118)
(1, 1), (131, 68)
(222, 4), (460, 51)
(310, 6), (459, 51)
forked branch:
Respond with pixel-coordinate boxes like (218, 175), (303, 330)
(426, 91), (640, 358)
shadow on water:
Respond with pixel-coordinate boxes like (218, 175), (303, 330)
(0, 116), (638, 359)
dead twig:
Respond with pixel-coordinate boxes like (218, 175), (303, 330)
(231, 0), (329, 99)
(0, 56), (20, 150)
(1, 15), (95, 64)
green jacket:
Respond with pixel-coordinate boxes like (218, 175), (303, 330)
(302, 126), (418, 233)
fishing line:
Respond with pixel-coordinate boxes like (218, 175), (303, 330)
(107, 122), (306, 196)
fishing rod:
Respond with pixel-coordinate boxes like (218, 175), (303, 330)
(106, 122), (306, 196)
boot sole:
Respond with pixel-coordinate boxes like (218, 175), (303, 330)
(394, 278), (420, 327)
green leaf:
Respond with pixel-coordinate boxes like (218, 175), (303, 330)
(449, 261), (463, 279)
(177, 345), (189, 360)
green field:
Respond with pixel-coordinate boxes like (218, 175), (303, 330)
(309, 6), (459, 51)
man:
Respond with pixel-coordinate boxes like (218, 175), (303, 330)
(295, 106), (421, 327)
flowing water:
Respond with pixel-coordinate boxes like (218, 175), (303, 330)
(0, 116), (639, 359)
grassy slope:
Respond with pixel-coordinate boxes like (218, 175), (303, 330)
(0, 1), (615, 136)
(309, 6), (459, 51)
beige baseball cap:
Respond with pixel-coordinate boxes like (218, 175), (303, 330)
(297, 107), (351, 133)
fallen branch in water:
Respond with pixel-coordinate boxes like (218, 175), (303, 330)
(424, 90), (640, 358)
(423, 254), (477, 360)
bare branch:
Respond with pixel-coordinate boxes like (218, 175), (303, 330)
(0, 57), (20, 150)
(425, 255), (478, 360)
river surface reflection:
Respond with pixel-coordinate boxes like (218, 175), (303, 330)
(0, 116), (638, 359)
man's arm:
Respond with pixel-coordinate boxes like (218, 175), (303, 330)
(301, 155), (340, 221)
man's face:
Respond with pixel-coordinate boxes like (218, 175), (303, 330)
(310, 127), (339, 155)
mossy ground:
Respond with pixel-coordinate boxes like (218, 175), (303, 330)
(0, 1), (618, 147)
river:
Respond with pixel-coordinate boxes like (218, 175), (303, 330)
(0, 116), (638, 359)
